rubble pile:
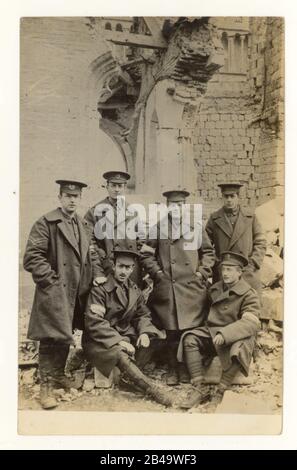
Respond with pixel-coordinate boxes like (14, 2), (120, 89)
(19, 324), (282, 413)
(256, 198), (284, 322)
(19, 309), (37, 357)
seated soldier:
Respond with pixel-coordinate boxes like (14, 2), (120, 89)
(179, 251), (261, 409)
(82, 249), (174, 407)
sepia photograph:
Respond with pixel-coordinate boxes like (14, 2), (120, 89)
(18, 14), (284, 435)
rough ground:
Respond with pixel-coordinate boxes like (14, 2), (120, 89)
(18, 326), (282, 414)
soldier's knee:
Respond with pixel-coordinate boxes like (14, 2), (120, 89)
(183, 334), (199, 349)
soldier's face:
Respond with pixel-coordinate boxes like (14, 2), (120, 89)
(114, 256), (135, 283)
(58, 192), (81, 214)
(107, 182), (126, 200)
(167, 200), (184, 220)
(221, 265), (241, 285)
(222, 192), (239, 210)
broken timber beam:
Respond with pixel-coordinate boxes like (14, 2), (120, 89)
(103, 30), (168, 49)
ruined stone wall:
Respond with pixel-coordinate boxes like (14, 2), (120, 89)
(193, 17), (284, 217)
(193, 74), (252, 216)
(20, 17), (124, 253)
(247, 17), (284, 202)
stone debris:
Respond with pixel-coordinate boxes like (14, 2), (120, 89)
(53, 388), (66, 398)
(18, 326), (282, 413)
(255, 199), (284, 322)
(20, 368), (36, 386)
(261, 288), (283, 321)
(60, 393), (72, 402)
(257, 331), (281, 354)
(260, 248), (283, 288)
(268, 319), (282, 334)
(94, 367), (121, 388)
(82, 379), (95, 392)
(19, 310), (39, 365)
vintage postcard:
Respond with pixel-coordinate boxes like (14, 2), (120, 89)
(18, 15), (284, 435)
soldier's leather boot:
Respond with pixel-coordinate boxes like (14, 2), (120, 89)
(117, 352), (174, 407)
(166, 368), (179, 386)
(166, 348), (179, 386)
(178, 362), (190, 384)
(50, 344), (74, 390)
(39, 379), (57, 409)
(209, 361), (241, 409)
(180, 385), (211, 410)
(38, 344), (57, 409)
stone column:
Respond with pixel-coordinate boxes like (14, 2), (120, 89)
(227, 34), (235, 73)
(240, 34), (246, 73)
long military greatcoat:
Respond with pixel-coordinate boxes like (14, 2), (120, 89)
(205, 206), (267, 291)
(142, 218), (215, 331)
(82, 274), (164, 377)
(178, 278), (261, 375)
(23, 208), (101, 344)
(84, 197), (143, 285)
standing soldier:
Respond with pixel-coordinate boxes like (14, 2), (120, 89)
(84, 171), (142, 286)
(23, 180), (101, 409)
(205, 182), (266, 292)
(142, 190), (215, 386)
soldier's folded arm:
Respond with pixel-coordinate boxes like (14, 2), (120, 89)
(250, 214), (267, 270)
(84, 287), (124, 347)
(139, 238), (163, 280)
(89, 245), (108, 280)
(197, 227), (216, 280)
(217, 289), (261, 345)
(23, 217), (59, 288)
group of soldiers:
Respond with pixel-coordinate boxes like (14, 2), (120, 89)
(23, 170), (267, 410)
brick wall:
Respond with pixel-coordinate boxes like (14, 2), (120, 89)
(20, 17), (125, 254)
(247, 17), (284, 201)
(193, 17), (284, 217)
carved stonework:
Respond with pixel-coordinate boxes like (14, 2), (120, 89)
(94, 17), (225, 195)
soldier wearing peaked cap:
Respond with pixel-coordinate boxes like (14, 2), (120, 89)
(82, 249), (175, 407)
(84, 171), (143, 287)
(178, 251), (261, 409)
(205, 182), (266, 293)
(141, 189), (215, 387)
(23, 180), (103, 410)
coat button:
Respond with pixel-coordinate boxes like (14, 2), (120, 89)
(63, 262), (67, 266)
(63, 283), (66, 287)
(171, 261), (176, 264)
(185, 262), (189, 265)
(172, 279), (176, 283)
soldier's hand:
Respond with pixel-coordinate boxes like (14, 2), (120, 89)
(213, 333), (225, 346)
(136, 333), (150, 348)
(155, 270), (164, 281)
(195, 272), (203, 280)
(119, 341), (135, 356)
(93, 276), (107, 286)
